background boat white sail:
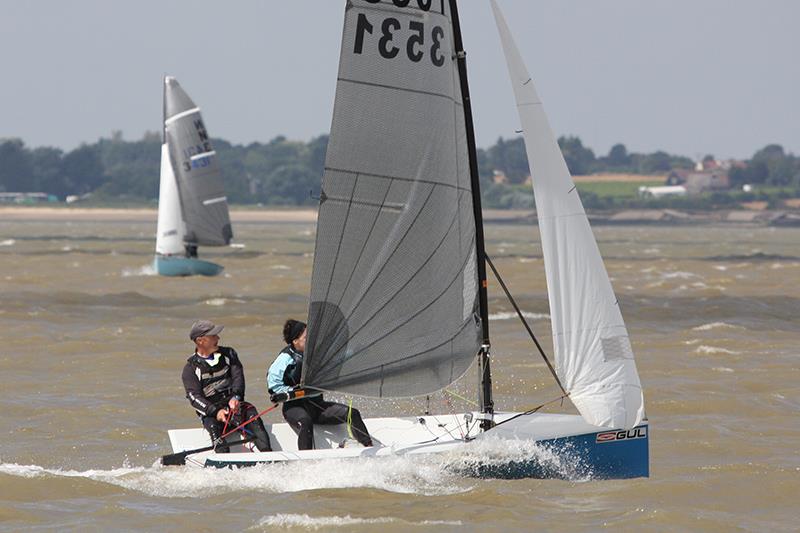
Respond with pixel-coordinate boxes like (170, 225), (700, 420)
(155, 142), (184, 256)
(491, 0), (645, 430)
(154, 76), (232, 277)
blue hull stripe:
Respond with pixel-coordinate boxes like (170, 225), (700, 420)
(203, 425), (649, 480)
(466, 425), (649, 480)
(154, 256), (223, 277)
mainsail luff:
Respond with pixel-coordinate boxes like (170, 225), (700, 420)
(303, 0), (483, 399)
(491, 0), (644, 429)
(163, 77), (232, 248)
(447, 0), (494, 418)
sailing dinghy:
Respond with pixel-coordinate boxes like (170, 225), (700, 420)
(164, 0), (648, 479)
(154, 76), (232, 276)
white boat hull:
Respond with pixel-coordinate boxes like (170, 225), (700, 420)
(167, 412), (648, 479)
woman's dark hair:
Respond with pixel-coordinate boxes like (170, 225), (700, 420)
(283, 319), (307, 345)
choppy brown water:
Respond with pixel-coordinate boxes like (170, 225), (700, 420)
(0, 219), (798, 531)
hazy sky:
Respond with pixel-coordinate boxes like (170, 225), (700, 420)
(2, 0), (798, 159)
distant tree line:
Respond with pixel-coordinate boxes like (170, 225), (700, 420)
(482, 136), (696, 181)
(728, 144), (800, 187)
(1, 133), (798, 207)
(0, 132), (327, 206)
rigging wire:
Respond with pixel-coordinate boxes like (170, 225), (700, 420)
(489, 394), (570, 430)
(444, 388), (478, 407)
(441, 391), (466, 440)
(484, 253), (569, 397)
(407, 389), (479, 446)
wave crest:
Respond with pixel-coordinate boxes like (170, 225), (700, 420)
(0, 437), (594, 496)
(489, 311), (549, 321)
(252, 514), (461, 531)
(695, 345), (740, 355)
(692, 322), (743, 331)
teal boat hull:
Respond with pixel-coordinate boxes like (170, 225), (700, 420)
(154, 255), (223, 277)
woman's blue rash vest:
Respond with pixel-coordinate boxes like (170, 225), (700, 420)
(267, 345), (321, 399)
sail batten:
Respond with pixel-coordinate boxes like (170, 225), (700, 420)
(337, 77), (461, 102)
(323, 166), (472, 192)
(303, 0), (482, 398)
(492, 0), (644, 430)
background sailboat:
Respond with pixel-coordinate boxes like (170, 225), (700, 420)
(154, 76), (232, 277)
(165, 0), (648, 479)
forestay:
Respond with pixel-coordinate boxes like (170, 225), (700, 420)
(163, 77), (232, 247)
(491, 0), (645, 429)
(303, 0), (482, 398)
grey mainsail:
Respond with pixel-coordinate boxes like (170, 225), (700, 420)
(164, 77), (232, 247)
(302, 0), (483, 398)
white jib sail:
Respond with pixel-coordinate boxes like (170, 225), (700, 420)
(155, 142), (185, 256)
(491, 0), (644, 429)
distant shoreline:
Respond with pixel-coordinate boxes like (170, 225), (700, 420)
(1, 206), (798, 226)
(0, 206), (318, 223)
(0, 206), (535, 224)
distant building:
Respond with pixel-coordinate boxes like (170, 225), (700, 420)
(638, 185), (687, 198)
(665, 169), (689, 186)
(696, 158), (743, 172)
(490, 170), (532, 186)
(665, 168), (730, 194)
(65, 193), (92, 204)
(492, 170), (509, 185)
(0, 192), (58, 204)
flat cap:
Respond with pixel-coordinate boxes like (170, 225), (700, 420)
(189, 319), (223, 341)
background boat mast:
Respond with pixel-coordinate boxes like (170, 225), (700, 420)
(162, 75), (167, 143)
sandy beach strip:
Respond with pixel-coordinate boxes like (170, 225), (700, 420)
(0, 206), (319, 223)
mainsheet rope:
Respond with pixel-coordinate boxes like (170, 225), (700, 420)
(444, 388), (478, 407)
(216, 403), (279, 445)
(346, 398), (355, 440)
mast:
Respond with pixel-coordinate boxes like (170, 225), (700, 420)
(448, 0), (493, 426)
(162, 75), (167, 143)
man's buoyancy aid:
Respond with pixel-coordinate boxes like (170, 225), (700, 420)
(197, 352), (233, 398)
(182, 346), (245, 417)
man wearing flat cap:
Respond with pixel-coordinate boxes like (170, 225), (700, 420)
(182, 319), (272, 452)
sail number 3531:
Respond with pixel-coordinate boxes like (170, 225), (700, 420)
(355, 1), (447, 67)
